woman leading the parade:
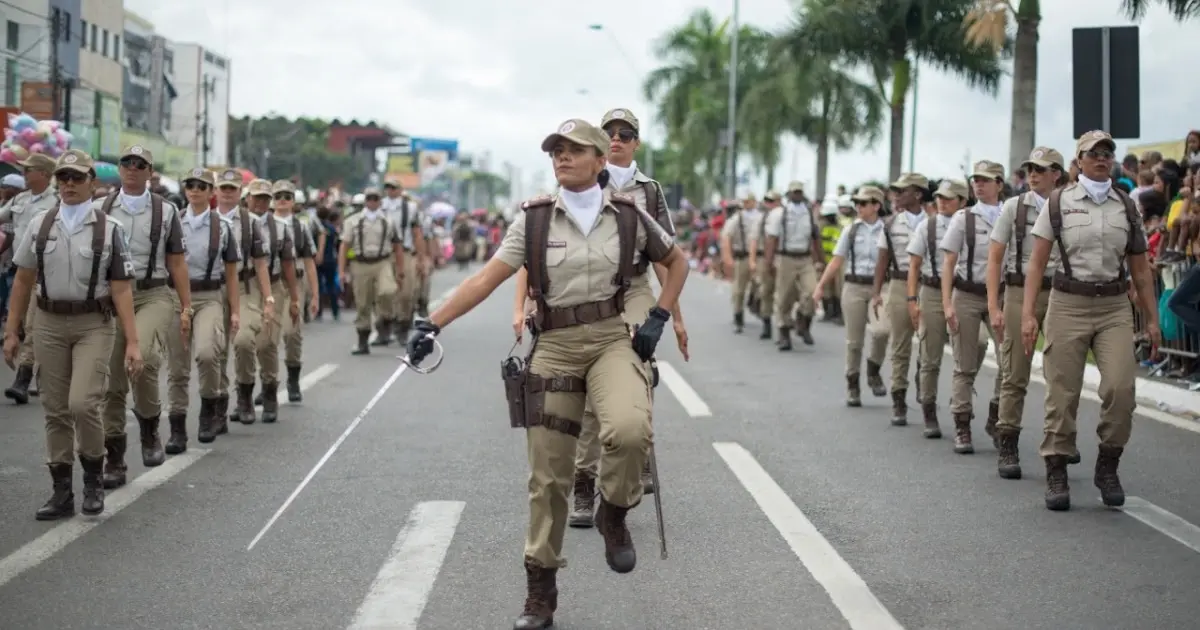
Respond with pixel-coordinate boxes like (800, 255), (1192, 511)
(404, 118), (688, 630)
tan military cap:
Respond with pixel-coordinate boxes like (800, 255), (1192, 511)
(246, 178), (273, 197)
(934, 179), (969, 199)
(363, 187), (382, 197)
(889, 173), (929, 190)
(18, 153), (56, 172)
(120, 144), (154, 165)
(1023, 147), (1065, 169)
(785, 181), (804, 194)
(540, 118), (609, 156)
(763, 190), (781, 202)
(851, 185), (886, 203)
(216, 168), (242, 188)
(54, 149), (94, 175)
(272, 180), (297, 194)
(1076, 130), (1115, 154)
(970, 160), (1005, 181)
(600, 108), (640, 132)
(182, 167), (215, 186)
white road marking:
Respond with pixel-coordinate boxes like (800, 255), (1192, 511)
(0, 449), (210, 589)
(657, 361), (712, 417)
(714, 442), (905, 630)
(346, 501), (465, 630)
(1118, 496), (1200, 555)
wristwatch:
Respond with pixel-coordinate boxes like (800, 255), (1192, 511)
(181, 307), (195, 318)
(906, 296), (919, 303)
(265, 296), (276, 304)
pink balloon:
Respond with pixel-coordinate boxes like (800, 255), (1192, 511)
(20, 128), (38, 144)
(28, 143), (45, 154)
(0, 148), (14, 163)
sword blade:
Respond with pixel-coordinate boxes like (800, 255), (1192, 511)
(648, 445), (667, 559)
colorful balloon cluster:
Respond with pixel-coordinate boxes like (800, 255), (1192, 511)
(1, 113), (74, 164)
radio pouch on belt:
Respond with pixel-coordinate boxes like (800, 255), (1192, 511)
(501, 334), (535, 429)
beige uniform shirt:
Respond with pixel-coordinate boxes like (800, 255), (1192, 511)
(1, 188), (58, 254)
(876, 210), (925, 273)
(720, 210), (762, 254)
(216, 206), (268, 273)
(177, 209), (241, 281)
(834, 218), (886, 276)
(496, 191), (675, 309)
(765, 202), (816, 253)
(990, 193), (1060, 278)
(93, 191), (184, 282)
(905, 213), (951, 278)
(940, 206), (997, 282)
(13, 206), (135, 300)
(257, 212), (296, 276)
(382, 196), (421, 250)
(1030, 183), (1148, 283)
(608, 171), (675, 236)
(341, 211), (400, 260)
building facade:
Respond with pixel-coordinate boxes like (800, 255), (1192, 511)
(121, 10), (174, 138)
(1, 0), (81, 112)
(168, 43), (230, 167)
(71, 0), (122, 157)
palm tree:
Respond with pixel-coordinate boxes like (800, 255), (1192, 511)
(796, 0), (1006, 181)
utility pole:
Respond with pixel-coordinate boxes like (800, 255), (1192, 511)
(200, 75), (214, 165)
(49, 10), (61, 120)
(725, 0), (740, 200)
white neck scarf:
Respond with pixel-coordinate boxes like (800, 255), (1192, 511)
(362, 209), (381, 221)
(974, 202), (1001, 224)
(607, 161), (638, 190)
(1078, 174), (1112, 205)
(905, 209), (926, 227)
(120, 188), (149, 213)
(187, 206), (210, 229)
(560, 184), (603, 234)
(59, 200), (92, 233)
(1030, 191), (1047, 211)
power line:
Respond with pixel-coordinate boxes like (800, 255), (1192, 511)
(0, 0), (48, 19)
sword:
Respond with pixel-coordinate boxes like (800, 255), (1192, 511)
(648, 444), (668, 560)
(396, 332), (445, 374)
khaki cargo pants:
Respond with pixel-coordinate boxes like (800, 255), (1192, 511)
(948, 290), (1002, 415)
(842, 282), (888, 376)
(391, 252), (418, 325)
(575, 283), (656, 477)
(232, 280), (284, 385)
(758, 257), (776, 318)
(17, 298), (37, 367)
(730, 256), (751, 314)
(885, 278), (916, 392)
(352, 259), (396, 332)
(1039, 291), (1135, 457)
(773, 254), (817, 326)
(220, 279), (257, 393)
(997, 285), (1050, 430)
(165, 289), (228, 413)
(36, 310), (114, 465)
(526, 316), (652, 569)
(103, 285), (174, 436)
(284, 273), (304, 367)
(917, 284), (988, 405)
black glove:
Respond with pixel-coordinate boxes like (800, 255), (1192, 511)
(405, 320), (441, 366)
(631, 306), (670, 362)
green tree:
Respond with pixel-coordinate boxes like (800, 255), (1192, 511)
(227, 115), (366, 190)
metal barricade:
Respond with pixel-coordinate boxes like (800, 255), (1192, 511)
(1137, 262), (1199, 377)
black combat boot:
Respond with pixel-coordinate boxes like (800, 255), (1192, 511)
(351, 329), (370, 355)
(890, 389), (908, 426)
(78, 455), (105, 516)
(102, 435), (128, 489)
(260, 382), (280, 423)
(760, 316), (772, 340)
(197, 399), (218, 444)
(1067, 434), (1081, 465)
(136, 414), (166, 467)
(513, 559), (557, 630)
(594, 496), (636, 573)
(395, 318), (412, 338)
(641, 459), (655, 495)
(237, 382), (257, 424)
(865, 361), (887, 397)
(821, 298), (836, 321)
(286, 365), (302, 402)
(921, 402), (941, 438)
(984, 399), (1000, 449)
(4, 364), (33, 404)
(568, 471), (596, 528)
(253, 391), (263, 406)
(36, 463), (75, 521)
(1094, 445), (1125, 507)
(996, 429), (1021, 479)
(733, 312), (745, 334)
(370, 319), (392, 346)
(214, 395), (230, 435)
(846, 373), (861, 407)
(416, 298), (429, 318)
(796, 314), (815, 345)
(952, 412), (974, 454)
(1044, 455), (1071, 511)
(777, 326), (793, 351)
(165, 413), (188, 454)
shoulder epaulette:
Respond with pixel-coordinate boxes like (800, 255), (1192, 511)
(521, 195), (554, 211)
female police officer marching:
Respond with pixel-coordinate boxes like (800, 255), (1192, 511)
(2, 149), (142, 520)
(405, 118), (688, 630)
(1021, 130), (1161, 512)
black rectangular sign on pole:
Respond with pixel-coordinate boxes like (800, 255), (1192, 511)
(1071, 26), (1140, 139)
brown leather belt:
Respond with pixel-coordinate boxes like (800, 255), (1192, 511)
(169, 277), (223, 292)
(921, 275), (940, 289)
(136, 278), (168, 291)
(539, 295), (622, 332)
(356, 256), (388, 264)
(780, 250), (811, 258)
(888, 269), (908, 281)
(844, 274), (873, 285)
(1006, 272), (1051, 291)
(953, 277), (987, 297)
(732, 252), (749, 260)
(1052, 273), (1127, 297)
(37, 296), (114, 315)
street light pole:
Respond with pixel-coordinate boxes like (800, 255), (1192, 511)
(725, 0), (740, 199)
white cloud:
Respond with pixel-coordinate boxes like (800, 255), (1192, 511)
(126, 0), (1197, 202)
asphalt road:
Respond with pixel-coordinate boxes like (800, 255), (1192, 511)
(1, 264), (1199, 630)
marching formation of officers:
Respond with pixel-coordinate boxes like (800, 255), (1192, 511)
(0, 145), (325, 520)
(725, 130), (1161, 513)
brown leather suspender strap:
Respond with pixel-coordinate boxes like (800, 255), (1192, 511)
(847, 221), (861, 272)
(239, 209), (252, 293)
(87, 210), (107, 301)
(144, 194), (163, 281)
(965, 210), (977, 284)
(34, 207), (59, 301)
(525, 203), (552, 310)
(882, 216), (900, 274)
(101, 192), (118, 215)
(356, 215), (366, 257)
(1014, 193), (1029, 275)
(378, 218), (389, 259)
(927, 214), (939, 281)
(1047, 189), (1072, 279)
(267, 217), (278, 274)
(204, 214), (221, 281)
(779, 206), (788, 255)
(612, 201), (638, 302)
(737, 213), (748, 252)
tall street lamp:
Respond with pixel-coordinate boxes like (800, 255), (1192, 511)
(726, 0), (740, 199)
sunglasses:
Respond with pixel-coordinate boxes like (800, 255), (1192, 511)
(608, 129), (638, 143)
(365, 195), (381, 202)
(853, 200), (873, 207)
(55, 170), (88, 184)
(119, 158), (150, 170)
(1085, 149), (1115, 160)
(274, 193), (294, 201)
(184, 181), (211, 191)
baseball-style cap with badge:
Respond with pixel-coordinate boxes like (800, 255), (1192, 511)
(786, 181), (804, 194)
(934, 179), (969, 199)
(600, 108), (640, 132)
(851, 185), (886, 203)
(216, 168), (242, 188)
(182, 167), (215, 186)
(17, 153), (56, 172)
(363, 187), (382, 198)
(246, 178), (273, 197)
(540, 118), (610, 156)
(1022, 147), (1064, 169)
(889, 173), (930, 190)
(55, 149), (94, 175)
(272, 180), (297, 194)
(119, 144), (154, 165)
(1076, 130), (1116, 155)
(970, 160), (1005, 181)
(763, 190), (781, 202)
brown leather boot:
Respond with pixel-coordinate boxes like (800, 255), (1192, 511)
(952, 412), (974, 454)
(568, 472), (595, 528)
(237, 382), (257, 424)
(594, 497), (636, 573)
(865, 361), (887, 396)
(890, 389), (908, 426)
(513, 559), (557, 630)
(136, 414), (166, 467)
(846, 373), (861, 407)
(102, 435), (128, 489)
(777, 326), (793, 350)
(1094, 445), (1125, 507)
(733, 312), (744, 334)
(996, 428), (1021, 479)
(984, 400), (1000, 449)
(35, 463), (75, 521)
(1044, 455), (1071, 511)
(214, 394), (230, 435)
(796, 314), (814, 345)
(79, 455), (105, 516)
(921, 402), (941, 438)
(165, 413), (188, 454)
(260, 382), (280, 423)
(197, 398), (219, 443)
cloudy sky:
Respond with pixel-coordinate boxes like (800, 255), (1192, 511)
(127, 0), (1195, 201)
